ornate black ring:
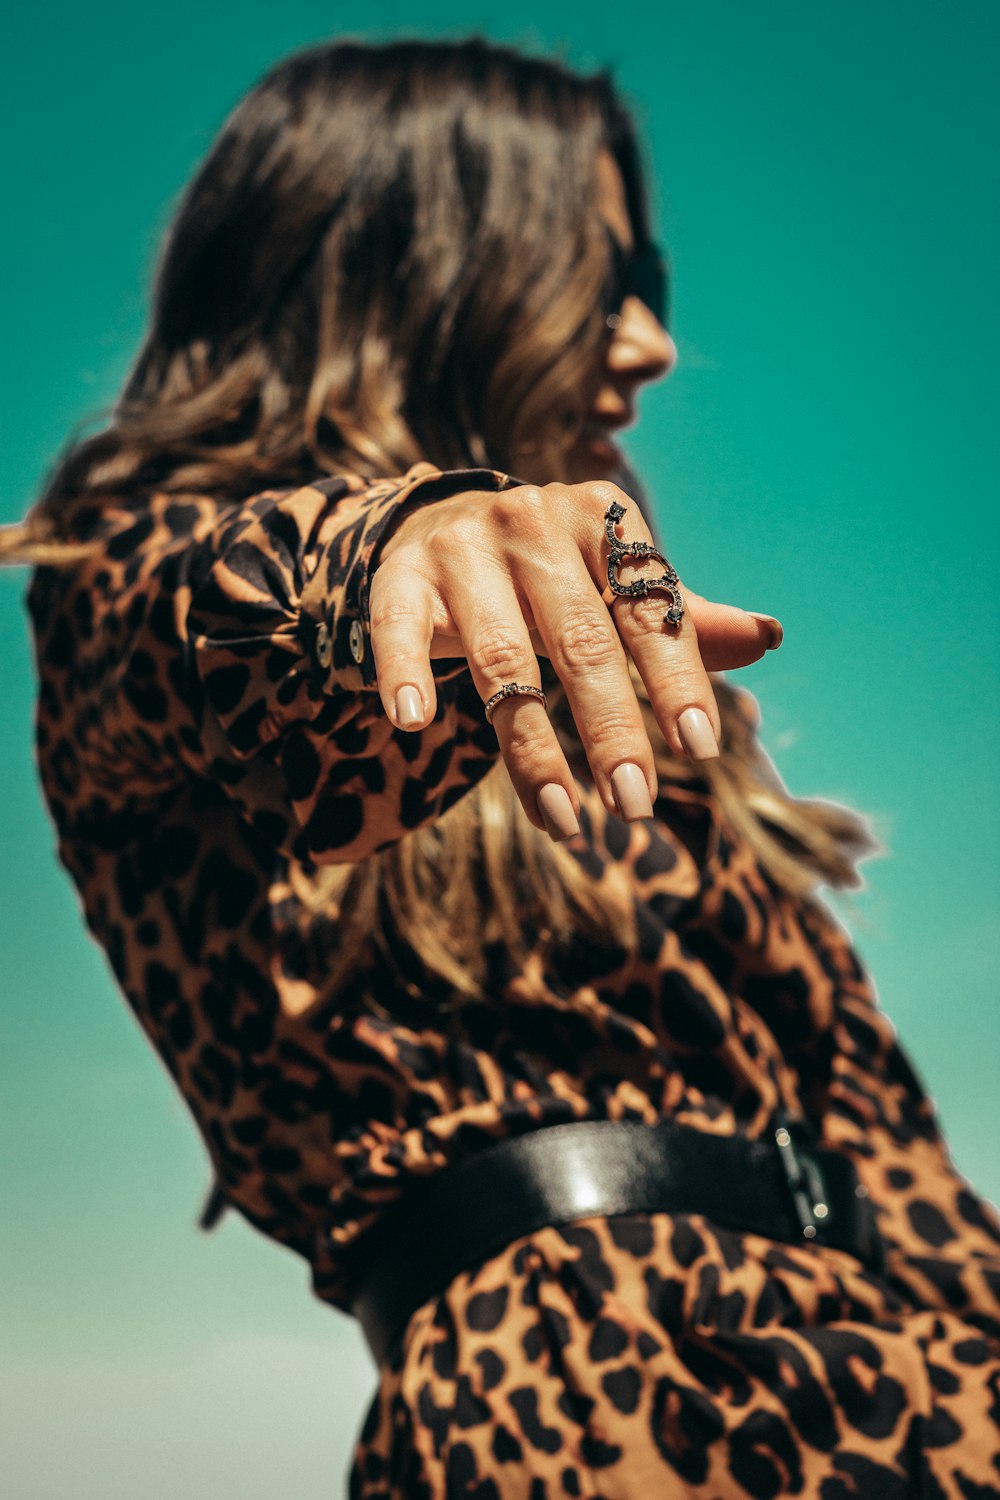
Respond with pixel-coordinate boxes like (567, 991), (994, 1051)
(604, 500), (684, 626)
(483, 682), (548, 726)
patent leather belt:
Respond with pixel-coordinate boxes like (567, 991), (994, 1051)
(349, 1116), (884, 1366)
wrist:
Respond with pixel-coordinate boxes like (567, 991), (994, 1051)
(375, 487), (492, 568)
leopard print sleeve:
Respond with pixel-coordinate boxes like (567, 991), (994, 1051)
(29, 465), (512, 865)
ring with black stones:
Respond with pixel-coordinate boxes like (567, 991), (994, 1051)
(601, 499), (685, 626)
(483, 682), (548, 726)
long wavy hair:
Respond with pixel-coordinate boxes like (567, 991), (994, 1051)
(0, 37), (876, 1013)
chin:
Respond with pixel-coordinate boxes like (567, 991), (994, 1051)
(564, 439), (623, 486)
(566, 457), (620, 485)
(564, 435), (629, 486)
(514, 436), (633, 489)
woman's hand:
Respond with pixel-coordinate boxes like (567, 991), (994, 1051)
(367, 480), (780, 838)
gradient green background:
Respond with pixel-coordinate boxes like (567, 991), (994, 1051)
(2, 2), (997, 1495)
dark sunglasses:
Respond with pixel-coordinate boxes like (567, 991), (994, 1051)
(603, 229), (671, 332)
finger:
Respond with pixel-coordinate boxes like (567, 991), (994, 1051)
(571, 486), (723, 762)
(578, 504), (721, 760)
(368, 561), (439, 730)
(681, 591), (783, 670)
(606, 582), (724, 760)
(514, 543), (659, 819)
(489, 694), (583, 841)
(366, 559), (782, 678)
(522, 601), (782, 671)
(445, 564), (583, 841)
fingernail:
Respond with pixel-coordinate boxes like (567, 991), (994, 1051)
(394, 685), (424, 728)
(747, 612), (783, 650)
(537, 783), (580, 842)
(678, 707), (720, 761)
(611, 762), (654, 821)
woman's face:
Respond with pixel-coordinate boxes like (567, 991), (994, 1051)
(561, 149), (678, 486)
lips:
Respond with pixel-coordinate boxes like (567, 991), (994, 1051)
(580, 426), (623, 465)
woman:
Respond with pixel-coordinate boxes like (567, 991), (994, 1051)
(3, 35), (999, 1499)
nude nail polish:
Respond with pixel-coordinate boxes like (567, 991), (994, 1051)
(747, 612), (784, 650)
(394, 685), (424, 728)
(611, 762), (654, 821)
(678, 707), (720, 761)
(537, 783), (580, 842)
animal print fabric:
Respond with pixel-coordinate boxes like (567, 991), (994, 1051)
(25, 466), (1000, 1496)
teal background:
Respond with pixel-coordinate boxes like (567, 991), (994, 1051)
(1, 2), (997, 1495)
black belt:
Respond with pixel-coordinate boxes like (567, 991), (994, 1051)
(349, 1115), (884, 1366)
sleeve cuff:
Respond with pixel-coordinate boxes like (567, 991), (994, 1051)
(302, 465), (521, 693)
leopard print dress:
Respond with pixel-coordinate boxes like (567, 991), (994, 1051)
(26, 465), (1000, 1497)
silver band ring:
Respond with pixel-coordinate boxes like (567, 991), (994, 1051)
(601, 499), (685, 626)
(483, 682), (548, 725)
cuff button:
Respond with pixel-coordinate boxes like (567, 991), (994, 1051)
(349, 618), (366, 664)
(315, 622), (333, 669)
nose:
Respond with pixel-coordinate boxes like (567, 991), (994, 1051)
(605, 296), (677, 383)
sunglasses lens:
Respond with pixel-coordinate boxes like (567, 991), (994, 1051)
(630, 245), (669, 329)
(602, 233), (628, 320)
(602, 233), (670, 330)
